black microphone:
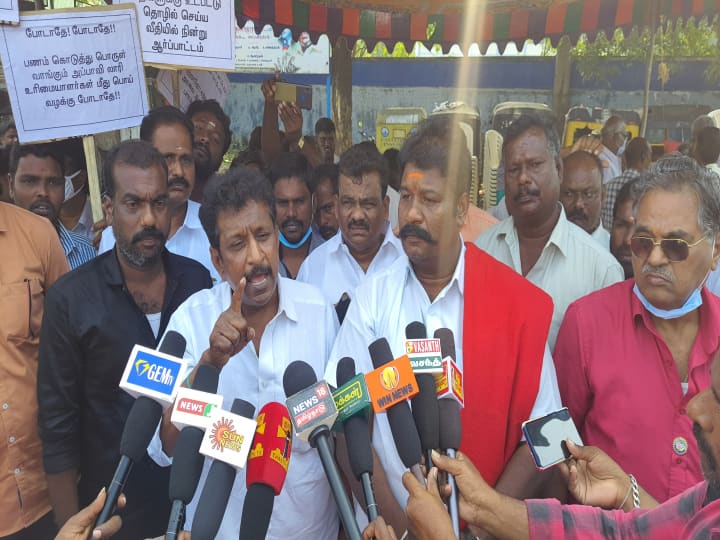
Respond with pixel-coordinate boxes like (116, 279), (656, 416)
(336, 357), (378, 522)
(283, 360), (362, 540)
(434, 327), (461, 538)
(406, 322), (440, 471)
(92, 331), (187, 534)
(191, 398), (256, 540)
(367, 338), (423, 482)
(165, 365), (220, 539)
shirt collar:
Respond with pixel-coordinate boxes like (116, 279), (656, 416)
(276, 276), (299, 322)
(56, 221), (76, 257)
(496, 203), (570, 257)
(405, 236), (466, 297)
(0, 202), (8, 232)
(631, 281), (720, 357)
(181, 200), (203, 231)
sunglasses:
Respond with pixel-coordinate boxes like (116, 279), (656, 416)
(629, 235), (706, 262)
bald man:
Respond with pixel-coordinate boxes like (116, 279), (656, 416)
(560, 151), (608, 247)
(598, 115), (627, 183)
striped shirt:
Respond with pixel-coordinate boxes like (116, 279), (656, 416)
(602, 168), (641, 230)
(57, 221), (95, 270)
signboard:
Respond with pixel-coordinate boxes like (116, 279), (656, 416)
(235, 21), (329, 74)
(130, 0), (235, 70)
(0, 6), (148, 142)
(0, 0), (18, 24)
(156, 68), (229, 111)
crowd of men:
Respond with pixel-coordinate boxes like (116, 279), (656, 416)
(2, 76), (720, 540)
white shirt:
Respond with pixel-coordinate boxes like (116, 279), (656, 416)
(386, 187), (400, 229)
(296, 222), (403, 305)
(475, 206), (624, 349)
(327, 243), (561, 510)
(148, 278), (339, 540)
(599, 147), (622, 184)
(98, 200), (220, 283)
(69, 198), (95, 243)
(590, 223), (611, 249)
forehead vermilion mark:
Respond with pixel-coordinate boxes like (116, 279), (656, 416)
(407, 172), (424, 180)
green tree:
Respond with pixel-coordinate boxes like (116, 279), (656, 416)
(571, 18), (720, 86)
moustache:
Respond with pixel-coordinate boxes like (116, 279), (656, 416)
(514, 187), (541, 201)
(348, 219), (369, 231)
(399, 224), (435, 244)
(567, 209), (588, 222)
(193, 141), (210, 156)
(131, 228), (165, 244)
(169, 177), (190, 190)
(245, 265), (273, 282)
(641, 263), (675, 282)
(281, 218), (304, 230)
(30, 197), (53, 211)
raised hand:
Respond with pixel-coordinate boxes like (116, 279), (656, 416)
(206, 278), (255, 369)
(403, 468), (455, 540)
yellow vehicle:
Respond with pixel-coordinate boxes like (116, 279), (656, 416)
(562, 106), (640, 147)
(375, 107), (427, 153)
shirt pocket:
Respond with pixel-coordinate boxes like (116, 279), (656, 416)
(0, 278), (44, 341)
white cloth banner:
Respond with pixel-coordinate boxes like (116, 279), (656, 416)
(235, 21), (330, 74)
(131, 0), (235, 70)
(0, 7), (148, 142)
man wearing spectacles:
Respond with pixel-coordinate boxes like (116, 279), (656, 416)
(560, 151), (608, 248)
(476, 115), (623, 349)
(554, 155), (720, 504)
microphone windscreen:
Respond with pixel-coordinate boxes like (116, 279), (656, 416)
(246, 402), (292, 494)
(405, 321), (426, 339)
(168, 427), (205, 502)
(191, 461), (237, 540)
(119, 396), (162, 462)
(368, 338), (393, 369)
(158, 330), (186, 358)
(192, 364), (220, 394)
(336, 356), (356, 387)
(434, 328), (456, 361)
(335, 357), (373, 477)
(438, 398), (462, 451)
(239, 483), (275, 540)
(231, 398), (256, 418)
(412, 374), (440, 452)
(283, 360), (318, 397)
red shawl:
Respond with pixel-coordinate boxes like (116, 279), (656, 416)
(461, 243), (553, 486)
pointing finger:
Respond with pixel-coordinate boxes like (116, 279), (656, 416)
(230, 277), (246, 313)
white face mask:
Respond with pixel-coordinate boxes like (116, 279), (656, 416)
(64, 170), (85, 201)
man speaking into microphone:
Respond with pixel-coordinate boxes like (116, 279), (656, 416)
(329, 118), (563, 537)
(149, 167), (339, 539)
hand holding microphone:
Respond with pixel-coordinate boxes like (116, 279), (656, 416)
(204, 278), (255, 369)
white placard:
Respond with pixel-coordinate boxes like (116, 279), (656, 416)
(0, 0), (19, 24)
(131, 0), (235, 70)
(0, 7), (148, 143)
(156, 68), (229, 111)
(235, 21), (330, 74)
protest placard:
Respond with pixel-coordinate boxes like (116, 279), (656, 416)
(0, 0), (19, 24)
(131, 0), (235, 70)
(0, 6), (148, 143)
(156, 68), (229, 111)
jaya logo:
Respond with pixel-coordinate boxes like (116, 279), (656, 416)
(127, 350), (180, 395)
(380, 366), (400, 391)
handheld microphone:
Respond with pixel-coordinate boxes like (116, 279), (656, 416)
(191, 398), (256, 540)
(165, 364), (220, 540)
(367, 338), (423, 482)
(336, 357), (378, 521)
(92, 331), (187, 535)
(406, 322), (440, 471)
(239, 402), (293, 540)
(284, 360), (362, 540)
(434, 328), (461, 538)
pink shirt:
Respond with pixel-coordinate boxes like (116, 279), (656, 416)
(554, 280), (720, 502)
